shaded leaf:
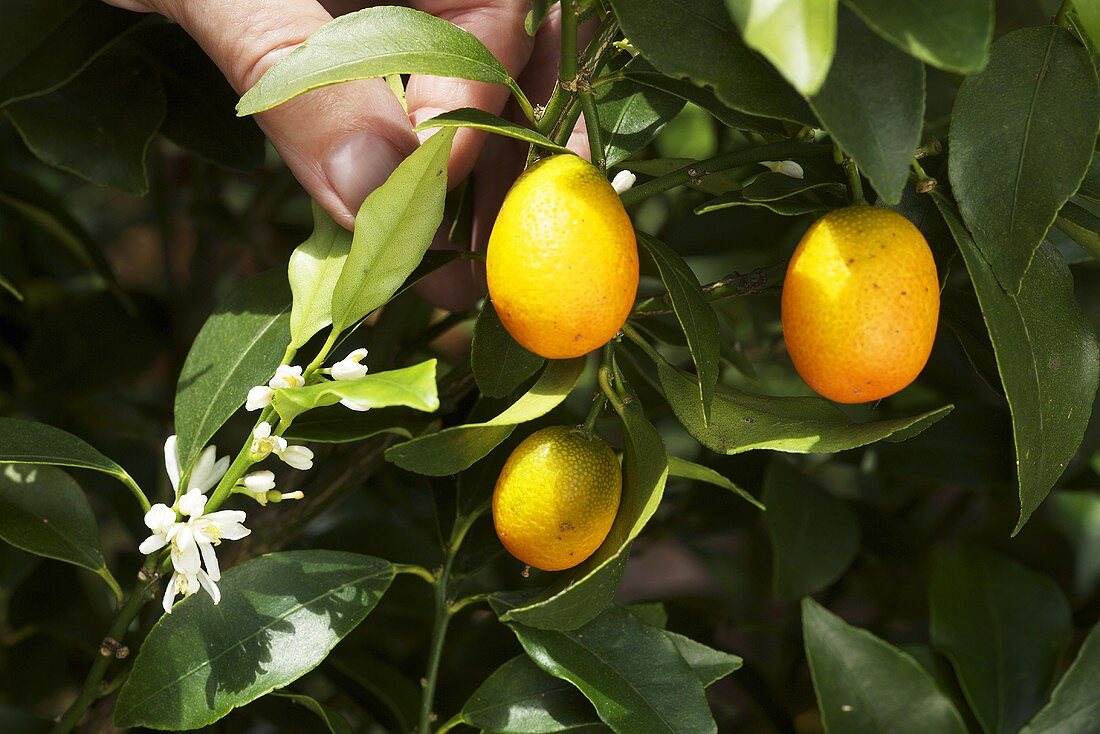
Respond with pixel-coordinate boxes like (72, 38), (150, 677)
(764, 460), (859, 600)
(1046, 491), (1100, 598)
(949, 26), (1100, 292)
(414, 108), (571, 153)
(727, 0), (838, 95)
(596, 71), (685, 167)
(330, 129), (454, 331)
(741, 172), (847, 202)
(622, 68), (786, 135)
(1055, 201), (1100, 263)
(288, 202), (353, 349)
(808, 6), (924, 205)
(667, 455), (763, 509)
(526, 0), (555, 35)
(1020, 622), (1100, 734)
(282, 407), (438, 444)
(841, 0), (993, 73)
(473, 301), (546, 399)
(933, 192), (1099, 531)
(930, 546), (1072, 734)
(269, 694), (353, 734)
(385, 358), (585, 476)
(803, 598), (968, 734)
(116, 551), (394, 730)
(0, 417), (136, 489)
(695, 191), (834, 216)
(174, 270), (292, 473)
(273, 360), (440, 426)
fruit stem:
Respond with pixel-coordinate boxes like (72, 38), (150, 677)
(840, 154), (867, 206)
(619, 142), (833, 207)
(559, 0), (579, 90)
(579, 88), (606, 170)
(911, 158), (937, 194)
(620, 323), (664, 367)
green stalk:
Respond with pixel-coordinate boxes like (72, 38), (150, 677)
(579, 88), (605, 170)
(50, 558), (159, 734)
(618, 142), (833, 207)
(1054, 0), (1073, 26)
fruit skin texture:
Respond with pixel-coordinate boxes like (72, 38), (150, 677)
(492, 426), (622, 572)
(486, 155), (639, 359)
(781, 206), (940, 404)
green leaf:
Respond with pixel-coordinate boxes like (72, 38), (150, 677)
(930, 546), (1072, 734)
(1076, 0), (1100, 50)
(948, 26), (1100, 292)
(841, 0), (992, 73)
(385, 358), (585, 476)
(133, 24), (265, 173)
(1079, 156), (1100, 205)
(272, 360), (440, 426)
(667, 632), (742, 686)
(727, 0), (838, 96)
(115, 551), (394, 730)
(608, 0), (814, 124)
(330, 129), (454, 332)
(0, 465), (105, 574)
(803, 598), (968, 734)
(526, 0), (555, 35)
(1020, 622), (1100, 734)
(657, 359), (952, 454)
(288, 202), (353, 349)
(473, 301), (546, 399)
(667, 455), (763, 510)
(0, 0), (143, 107)
(175, 270), (292, 473)
(503, 376), (668, 630)
(506, 605), (716, 733)
(595, 70), (685, 168)
(1047, 491), (1100, 598)
(414, 108), (572, 154)
(238, 6), (514, 115)
(807, 6), (924, 205)
(1055, 202), (1100, 263)
(459, 655), (604, 733)
(281, 407), (438, 444)
(6, 52), (165, 195)
(933, 193), (1099, 532)
(637, 234), (720, 421)
(764, 460), (859, 600)
(695, 192), (834, 216)
(0, 417), (136, 490)
(742, 172), (847, 202)
(621, 68), (786, 135)
(268, 694), (353, 734)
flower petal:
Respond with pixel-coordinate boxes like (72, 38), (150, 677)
(162, 571), (178, 614)
(163, 435), (180, 492)
(196, 569), (221, 605)
(199, 541), (221, 581)
(138, 534), (168, 555)
(143, 503), (176, 533)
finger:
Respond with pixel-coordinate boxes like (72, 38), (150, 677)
(142, 0), (419, 228)
(406, 0), (535, 185)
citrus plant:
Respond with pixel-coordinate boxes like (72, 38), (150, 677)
(0, 1), (1099, 733)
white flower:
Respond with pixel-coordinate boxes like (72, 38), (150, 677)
(250, 422), (313, 470)
(277, 445), (314, 471)
(246, 385), (274, 411)
(611, 169), (636, 194)
(760, 160), (804, 179)
(163, 435), (229, 496)
(236, 470), (299, 506)
(269, 365), (305, 390)
(331, 348), (369, 381)
(162, 568), (221, 614)
(138, 504), (177, 555)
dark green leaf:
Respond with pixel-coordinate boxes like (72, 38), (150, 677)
(621, 69), (786, 135)
(726, 0), (838, 95)
(1078, 156), (1100, 204)
(657, 360), (952, 454)
(133, 24), (265, 172)
(764, 460), (859, 600)
(741, 172), (847, 202)
(0, 0), (143, 107)
(1055, 202), (1100, 263)
(666, 632), (742, 686)
(808, 6), (924, 205)
(595, 72), (685, 167)
(526, 0), (555, 35)
(841, 0), (993, 73)
(238, 7), (515, 115)
(803, 598), (968, 734)
(115, 551), (394, 730)
(933, 193), (1099, 531)
(289, 202), (353, 349)
(503, 376), (668, 630)
(385, 358), (585, 476)
(281, 407), (438, 444)
(637, 233), (720, 420)
(0, 465), (104, 574)
(473, 301), (546, 399)
(608, 0), (815, 124)
(174, 270), (292, 473)
(0, 417), (136, 489)
(1020, 622), (1100, 734)
(930, 546), (1072, 734)
(695, 191), (834, 216)
(940, 288), (1003, 395)
(6, 52), (165, 195)
(273, 360), (440, 426)
(949, 26), (1100, 292)
(0, 707), (49, 734)
(459, 655), (603, 733)
(268, 694), (353, 734)
(330, 129), (454, 331)
(667, 455), (763, 509)
(506, 605), (716, 733)
(414, 108), (572, 153)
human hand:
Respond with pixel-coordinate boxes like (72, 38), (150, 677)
(104, 0), (585, 231)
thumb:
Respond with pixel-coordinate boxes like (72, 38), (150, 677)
(144, 0), (419, 228)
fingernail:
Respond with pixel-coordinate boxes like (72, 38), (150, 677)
(323, 132), (406, 217)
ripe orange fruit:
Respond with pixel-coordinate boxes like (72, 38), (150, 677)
(492, 426), (622, 572)
(486, 155), (639, 359)
(781, 206), (939, 403)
